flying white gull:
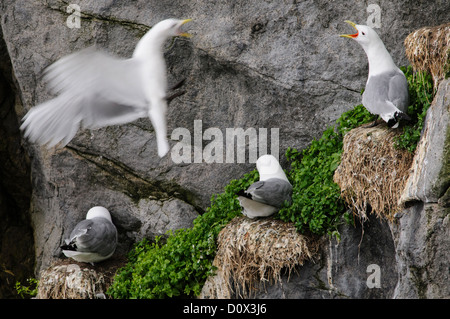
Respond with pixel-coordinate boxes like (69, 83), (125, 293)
(20, 18), (192, 157)
(340, 20), (410, 128)
(237, 155), (292, 219)
(61, 206), (118, 264)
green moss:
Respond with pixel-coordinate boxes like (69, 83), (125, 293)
(394, 67), (435, 152)
(15, 278), (38, 299)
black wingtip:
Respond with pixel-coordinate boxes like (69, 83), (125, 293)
(60, 242), (77, 251)
(388, 111), (412, 128)
(236, 189), (252, 199)
(399, 112), (411, 121)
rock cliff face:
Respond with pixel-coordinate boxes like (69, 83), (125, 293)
(393, 79), (449, 298)
(0, 0), (448, 298)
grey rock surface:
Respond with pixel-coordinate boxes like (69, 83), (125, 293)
(391, 79), (450, 299)
(400, 79), (449, 204)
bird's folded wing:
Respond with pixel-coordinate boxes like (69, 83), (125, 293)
(387, 72), (409, 113)
(69, 218), (117, 256)
(364, 71), (408, 115)
(246, 178), (293, 208)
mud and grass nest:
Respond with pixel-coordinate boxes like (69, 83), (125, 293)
(334, 125), (414, 221)
(210, 216), (319, 298)
(405, 22), (450, 87)
(36, 256), (126, 299)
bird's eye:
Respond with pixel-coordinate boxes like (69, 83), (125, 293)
(362, 32), (365, 35)
(172, 23), (177, 29)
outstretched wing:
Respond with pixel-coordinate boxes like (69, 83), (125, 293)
(21, 47), (150, 147)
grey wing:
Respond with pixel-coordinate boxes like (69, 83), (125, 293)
(44, 46), (147, 108)
(362, 73), (391, 115)
(70, 218), (117, 257)
(246, 178), (292, 208)
(387, 71), (409, 113)
(21, 47), (149, 147)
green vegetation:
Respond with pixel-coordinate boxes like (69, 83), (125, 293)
(15, 278), (38, 299)
(108, 67), (434, 299)
(278, 104), (374, 237)
(107, 170), (259, 299)
(395, 66), (434, 152)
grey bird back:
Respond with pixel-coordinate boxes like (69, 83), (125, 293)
(247, 178), (293, 208)
(363, 70), (409, 114)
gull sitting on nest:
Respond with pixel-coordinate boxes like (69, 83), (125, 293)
(237, 155), (292, 219)
(61, 206), (118, 264)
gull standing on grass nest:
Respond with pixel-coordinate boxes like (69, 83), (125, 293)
(340, 20), (410, 128)
(21, 18), (192, 158)
(237, 155), (293, 219)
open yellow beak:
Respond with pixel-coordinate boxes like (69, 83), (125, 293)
(340, 20), (358, 38)
(178, 19), (192, 38)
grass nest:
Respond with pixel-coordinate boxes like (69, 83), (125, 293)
(334, 125), (414, 221)
(206, 216), (319, 298)
(36, 256), (126, 299)
(404, 22), (450, 87)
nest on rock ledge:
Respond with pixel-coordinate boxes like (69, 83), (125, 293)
(404, 22), (450, 87)
(35, 256), (126, 299)
(203, 216), (319, 299)
(334, 125), (414, 221)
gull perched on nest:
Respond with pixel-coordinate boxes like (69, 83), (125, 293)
(21, 18), (192, 157)
(340, 21), (410, 128)
(237, 155), (292, 219)
(61, 206), (118, 264)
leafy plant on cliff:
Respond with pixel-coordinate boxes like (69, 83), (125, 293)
(15, 278), (38, 299)
(277, 104), (374, 236)
(395, 66), (435, 152)
(107, 170), (258, 299)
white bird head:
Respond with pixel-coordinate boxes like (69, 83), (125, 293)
(133, 18), (192, 59)
(340, 21), (381, 51)
(152, 18), (193, 38)
(339, 20), (398, 75)
(256, 155), (290, 184)
(86, 206), (112, 222)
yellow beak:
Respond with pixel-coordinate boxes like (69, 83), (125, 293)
(178, 19), (192, 38)
(340, 20), (358, 38)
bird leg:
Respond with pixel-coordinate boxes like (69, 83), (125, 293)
(362, 118), (382, 128)
(166, 78), (186, 105)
